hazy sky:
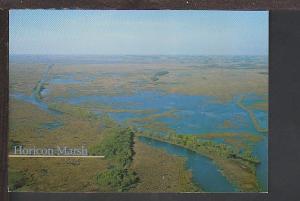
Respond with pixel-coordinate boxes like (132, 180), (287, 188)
(10, 10), (268, 55)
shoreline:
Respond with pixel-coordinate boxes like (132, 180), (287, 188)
(137, 134), (261, 192)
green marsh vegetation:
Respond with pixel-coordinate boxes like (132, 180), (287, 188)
(129, 140), (201, 192)
(89, 127), (139, 192)
(9, 99), (109, 191)
(139, 132), (261, 192)
(198, 133), (263, 150)
(8, 169), (31, 191)
(9, 64), (49, 96)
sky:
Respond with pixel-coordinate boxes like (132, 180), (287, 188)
(9, 10), (268, 55)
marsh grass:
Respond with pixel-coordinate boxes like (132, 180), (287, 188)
(139, 133), (261, 192)
(129, 140), (201, 192)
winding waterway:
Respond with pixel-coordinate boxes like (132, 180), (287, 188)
(139, 136), (237, 192)
(11, 64), (62, 115)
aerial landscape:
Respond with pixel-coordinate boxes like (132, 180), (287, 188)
(8, 11), (268, 192)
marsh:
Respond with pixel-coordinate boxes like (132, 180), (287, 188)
(9, 55), (268, 192)
(8, 10), (268, 192)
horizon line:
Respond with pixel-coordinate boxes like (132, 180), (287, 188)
(9, 54), (268, 56)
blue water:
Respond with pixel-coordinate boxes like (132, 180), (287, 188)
(252, 136), (268, 191)
(253, 110), (268, 129)
(242, 93), (266, 106)
(240, 93), (268, 131)
(11, 89), (268, 191)
(139, 136), (238, 192)
(58, 91), (267, 135)
(11, 93), (62, 115)
(11, 64), (63, 115)
(108, 112), (149, 123)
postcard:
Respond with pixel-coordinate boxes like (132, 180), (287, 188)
(8, 10), (268, 192)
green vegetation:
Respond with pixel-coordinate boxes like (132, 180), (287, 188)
(126, 110), (177, 125)
(48, 103), (97, 120)
(89, 127), (135, 166)
(248, 101), (268, 111)
(89, 127), (139, 192)
(197, 132), (263, 150)
(33, 80), (45, 100)
(96, 166), (138, 192)
(139, 132), (260, 192)
(147, 133), (260, 165)
(32, 64), (53, 100)
(130, 140), (201, 192)
(8, 170), (30, 191)
(9, 64), (48, 96)
(9, 99), (110, 192)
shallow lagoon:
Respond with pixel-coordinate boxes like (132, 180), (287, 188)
(57, 91), (267, 135)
